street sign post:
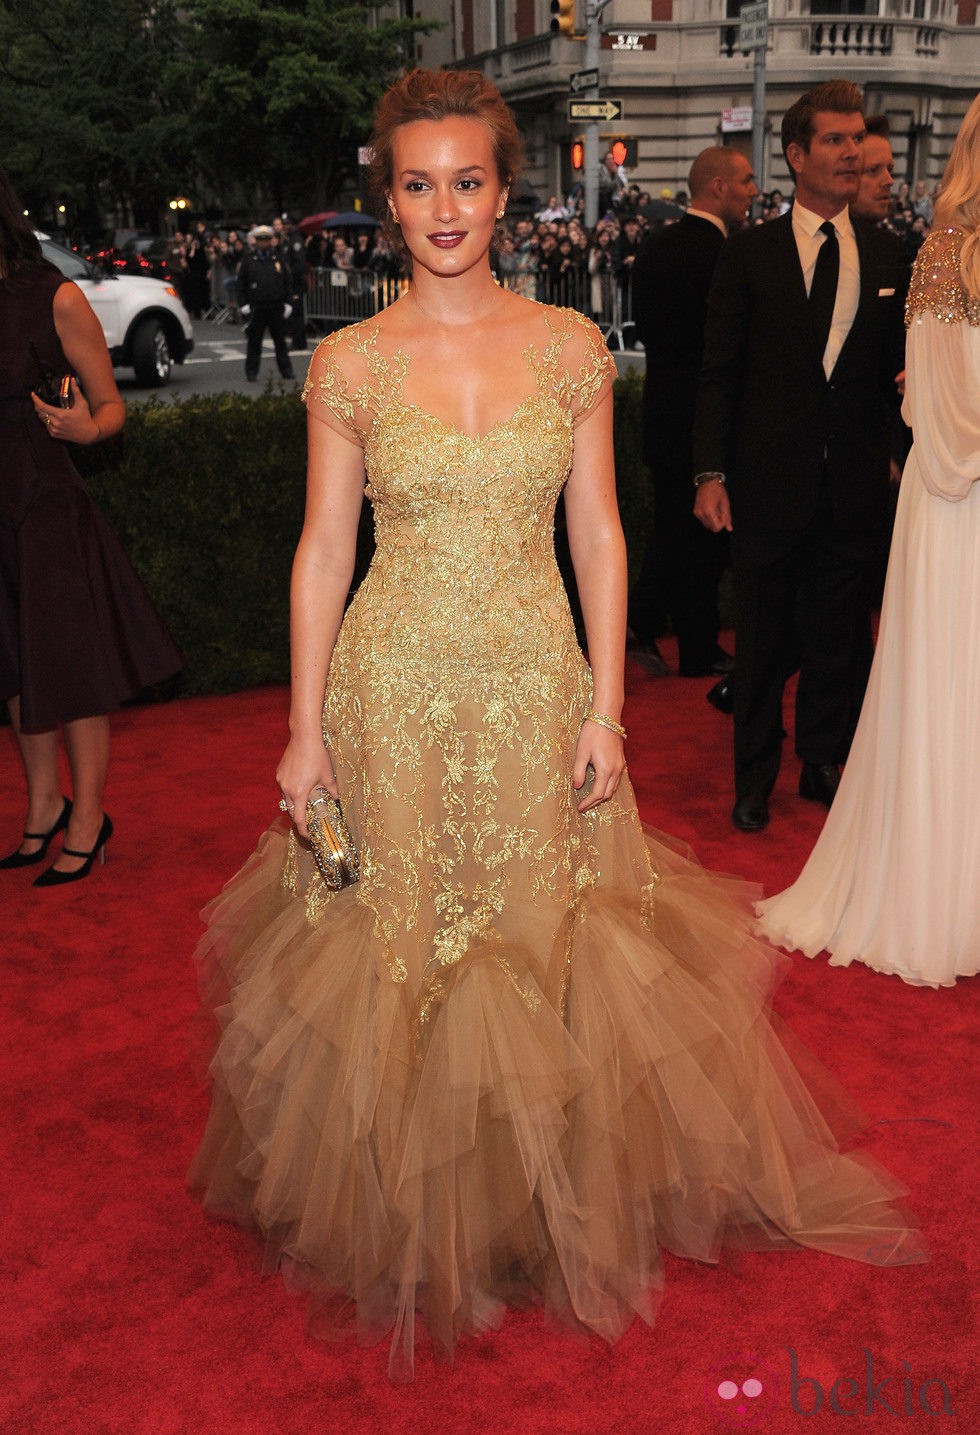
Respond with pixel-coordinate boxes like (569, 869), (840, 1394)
(582, 0), (618, 230)
(569, 67), (600, 94)
(568, 98), (624, 122)
(738, 2), (769, 206)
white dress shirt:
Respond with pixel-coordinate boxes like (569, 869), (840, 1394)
(792, 201), (860, 379)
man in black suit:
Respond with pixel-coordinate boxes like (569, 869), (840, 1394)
(629, 148), (758, 678)
(693, 80), (908, 832)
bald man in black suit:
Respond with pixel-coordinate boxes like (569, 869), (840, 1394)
(629, 147), (757, 678)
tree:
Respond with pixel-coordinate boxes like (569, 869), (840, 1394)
(181, 0), (441, 217)
(0, 0), (197, 235)
(0, 1), (441, 234)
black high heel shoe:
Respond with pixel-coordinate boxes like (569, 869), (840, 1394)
(34, 814), (113, 887)
(0, 796), (72, 869)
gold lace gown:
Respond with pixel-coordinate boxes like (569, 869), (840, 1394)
(189, 307), (922, 1379)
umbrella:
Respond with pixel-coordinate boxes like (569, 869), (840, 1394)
(328, 211), (380, 228)
(298, 211), (337, 235)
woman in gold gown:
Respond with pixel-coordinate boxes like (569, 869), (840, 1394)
(189, 69), (923, 1380)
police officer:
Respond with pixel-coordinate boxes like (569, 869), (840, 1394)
(236, 225), (295, 381)
(275, 216), (308, 351)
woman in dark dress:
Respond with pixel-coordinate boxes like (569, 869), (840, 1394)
(0, 167), (181, 885)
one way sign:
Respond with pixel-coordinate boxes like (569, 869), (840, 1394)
(568, 98), (624, 122)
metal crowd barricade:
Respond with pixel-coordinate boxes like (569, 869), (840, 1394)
(203, 261), (236, 325)
(305, 265), (636, 350)
(498, 268), (635, 351)
(305, 268), (408, 328)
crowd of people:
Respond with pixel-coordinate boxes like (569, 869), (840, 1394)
(161, 148), (938, 338)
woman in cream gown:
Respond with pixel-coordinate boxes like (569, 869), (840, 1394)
(189, 70), (923, 1380)
(757, 101), (980, 989)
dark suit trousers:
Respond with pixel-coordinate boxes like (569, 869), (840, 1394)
(629, 463), (729, 670)
(245, 303), (295, 380)
(733, 491), (875, 799)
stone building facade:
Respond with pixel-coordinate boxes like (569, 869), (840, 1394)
(404, 1), (980, 203)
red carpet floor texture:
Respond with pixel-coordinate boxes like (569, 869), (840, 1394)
(1, 642), (976, 1434)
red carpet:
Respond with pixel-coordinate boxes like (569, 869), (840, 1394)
(1, 639), (975, 1433)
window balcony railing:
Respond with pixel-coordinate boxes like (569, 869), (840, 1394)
(915, 25), (941, 56)
(809, 21), (893, 54)
(720, 17), (942, 59)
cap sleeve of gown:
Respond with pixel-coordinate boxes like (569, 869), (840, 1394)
(903, 227), (980, 502)
(301, 330), (366, 445)
(558, 309), (617, 427)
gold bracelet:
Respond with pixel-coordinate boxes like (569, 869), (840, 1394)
(584, 709), (627, 739)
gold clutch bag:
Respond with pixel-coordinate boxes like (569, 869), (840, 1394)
(305, 788), (360, 890)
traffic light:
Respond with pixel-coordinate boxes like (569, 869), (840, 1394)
(571, 140), (584, 171)
(550, 0), (575, 36)
(610, 137), (639, 168)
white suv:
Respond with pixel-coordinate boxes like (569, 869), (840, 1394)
(38, 235), (194, 387)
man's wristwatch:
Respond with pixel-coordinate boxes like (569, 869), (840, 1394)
(693, 471), (726, 488)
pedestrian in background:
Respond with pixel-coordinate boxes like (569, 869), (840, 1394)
(693, 80), (908, 834)
(758, 94), (980, 987)
(629, 147), (757, 680)
(0, 167), (181, 884)
(236, 225), (295, 382)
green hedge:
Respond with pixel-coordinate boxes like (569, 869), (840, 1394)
(74, 371), (653, 695)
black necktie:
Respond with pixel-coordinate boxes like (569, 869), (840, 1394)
(808, 220), (839, 360)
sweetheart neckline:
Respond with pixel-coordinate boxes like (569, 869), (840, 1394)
(390, 393), (564, 445)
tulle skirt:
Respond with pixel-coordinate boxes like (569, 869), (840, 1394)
(189, 795), (924, 1380)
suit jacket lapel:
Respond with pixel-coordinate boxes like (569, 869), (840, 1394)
(833, 219), (874, 372)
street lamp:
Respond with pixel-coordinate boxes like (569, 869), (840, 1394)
(168, 197), (190, 234)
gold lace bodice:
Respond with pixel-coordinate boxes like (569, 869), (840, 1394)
(301, 306), (613, 689)
(292, 307), (648, 1008)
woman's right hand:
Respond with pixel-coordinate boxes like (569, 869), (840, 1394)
(276, 736), (338, 839)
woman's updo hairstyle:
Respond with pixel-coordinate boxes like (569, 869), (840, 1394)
(366, 68), (524, 257)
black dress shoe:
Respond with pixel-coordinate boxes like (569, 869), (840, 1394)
(627, 641), (670, 677)
(732, 794), (770, 832)
(799, 762), (840, 807)
(0, 796), (72, 868)
(706, 677), (734, 715)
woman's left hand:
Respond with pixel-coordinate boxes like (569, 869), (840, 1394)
(572, 723), (626, 813)
(32, 378), (100, 444)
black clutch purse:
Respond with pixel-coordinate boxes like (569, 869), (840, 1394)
(305, 788), (360, 890)
(29, 341), (74, 408)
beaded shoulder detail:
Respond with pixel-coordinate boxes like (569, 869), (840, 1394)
(906, 227), (980, 329)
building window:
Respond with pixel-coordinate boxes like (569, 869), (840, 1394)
(515, 0), (534, 41)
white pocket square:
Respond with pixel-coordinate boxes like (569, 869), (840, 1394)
(878, 287), (896, 296)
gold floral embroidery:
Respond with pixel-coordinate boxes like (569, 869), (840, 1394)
(640, 875), (663, 931)
(296, 308), (620, 1004)
(905, 227), (980, 328)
